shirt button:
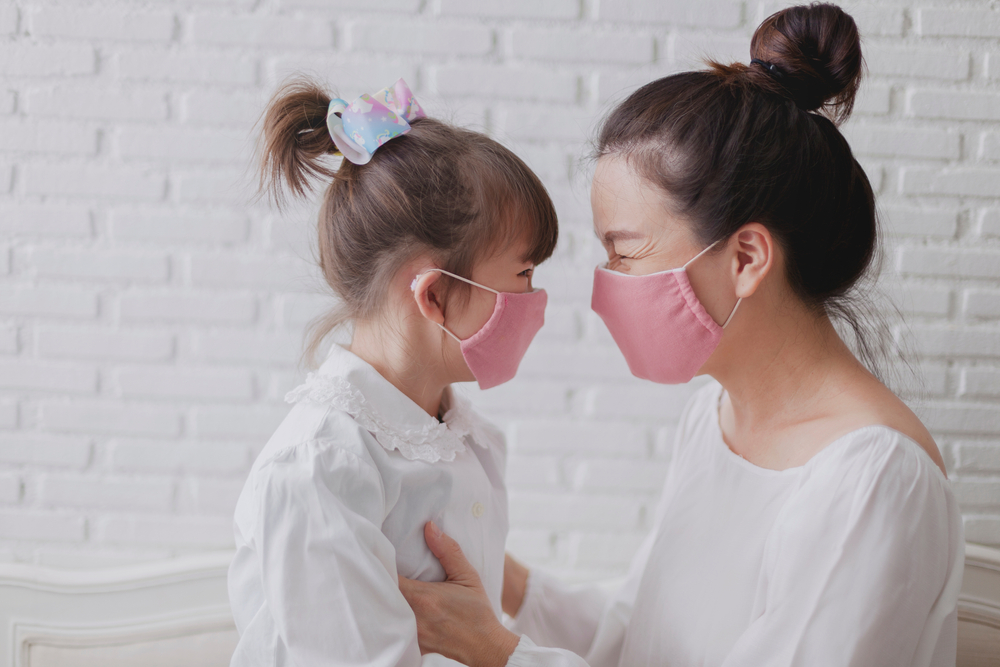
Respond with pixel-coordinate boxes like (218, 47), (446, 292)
(471, 502), (485, 518)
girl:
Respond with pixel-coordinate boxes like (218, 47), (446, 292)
(399, 5), (964, 667)
(227, 77), (558, 666)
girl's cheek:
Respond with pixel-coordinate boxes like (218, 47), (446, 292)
(449, 290), (498, 340)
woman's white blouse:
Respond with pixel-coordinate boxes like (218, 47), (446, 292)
(228, 344), (509, 667)
(508, 380), (965, 667)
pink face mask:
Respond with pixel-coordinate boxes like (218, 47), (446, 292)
(417, 269), (547, 390)
(591, 240), (741, 384)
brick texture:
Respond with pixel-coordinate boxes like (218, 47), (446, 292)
(1, 0), (1000, 576)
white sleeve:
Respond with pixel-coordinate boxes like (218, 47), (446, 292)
(507, 635), (591, 667)
(720, 432), (964, 667)
(505, 386), (704, 667)
(507, 568), (608, 655)
(255, 440), (426, 667)
(506, 466), (669, 665)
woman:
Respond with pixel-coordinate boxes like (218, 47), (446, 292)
(399, 4), (964, 667)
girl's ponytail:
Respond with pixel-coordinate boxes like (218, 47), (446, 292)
(258, 76), (339, 203)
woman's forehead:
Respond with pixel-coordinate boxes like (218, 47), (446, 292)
(592, 156), (675, 224)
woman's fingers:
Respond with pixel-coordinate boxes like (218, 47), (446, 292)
(424, 521), (482, 587)
(398, 576), (439, 656)
(398, 575), (419, 601)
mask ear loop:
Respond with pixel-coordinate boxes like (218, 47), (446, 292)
(411, 268), (500, 344)
(682, 238), (723, 270)
(683, 238), (742, 330)
(721, 298), (742, 329)
(420, 268), (500, 295)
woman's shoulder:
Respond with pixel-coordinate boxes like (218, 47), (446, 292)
(791, 426), (959, 536)
(766, 426), (964, 594)
(806, 426), (946, 492)
(826, 372), (946, 474)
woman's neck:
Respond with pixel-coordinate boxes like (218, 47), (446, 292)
(711, 292), (868, 438)
(349, 319), (450, 419)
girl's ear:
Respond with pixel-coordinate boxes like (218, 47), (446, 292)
(733, 223), (774, 299)
(412, 270), (446, 325)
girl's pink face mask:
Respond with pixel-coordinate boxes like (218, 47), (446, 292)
(418, 269), (547, 390)
(591, 241), (741, 385)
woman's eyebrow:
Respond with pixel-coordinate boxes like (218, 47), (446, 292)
(598, 230), (646, 244)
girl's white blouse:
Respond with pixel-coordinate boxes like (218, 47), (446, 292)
(507, 380), (965, 667)
(228, 344), (509, 667)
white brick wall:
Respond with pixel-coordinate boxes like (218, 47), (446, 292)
(2, 0), (1000, 578)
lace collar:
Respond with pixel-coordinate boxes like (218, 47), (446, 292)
(284, 345), (488, 464)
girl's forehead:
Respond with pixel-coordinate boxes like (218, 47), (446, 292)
(484, 232), (534, 266)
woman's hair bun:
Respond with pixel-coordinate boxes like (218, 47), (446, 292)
(750, 2), (863, 124)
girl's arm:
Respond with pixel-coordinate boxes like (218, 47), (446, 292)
(252, 440), (424, 667)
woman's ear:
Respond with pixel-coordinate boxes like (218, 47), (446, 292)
(733, 223), (774, 299)
(411, 270), (446, 325)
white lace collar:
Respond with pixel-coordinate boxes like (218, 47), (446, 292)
(284, 345), (488, 464)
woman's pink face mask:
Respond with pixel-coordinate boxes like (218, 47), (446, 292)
(591, 240), (741, 384)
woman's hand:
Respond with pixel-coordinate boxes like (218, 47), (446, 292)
(399, 522), (520, 667)
(502, 552), (530, 618)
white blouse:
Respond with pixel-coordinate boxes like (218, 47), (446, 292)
(508, 380), (965, 667)
(228, 344), (509, 667)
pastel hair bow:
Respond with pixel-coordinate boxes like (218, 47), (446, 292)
(325, 78), (426, 165)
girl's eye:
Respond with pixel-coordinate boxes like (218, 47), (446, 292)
(518, 267), (534, 278)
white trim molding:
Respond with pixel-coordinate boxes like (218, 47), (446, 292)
(958, 543), (1000, 666)
(0, 552), (236, 667)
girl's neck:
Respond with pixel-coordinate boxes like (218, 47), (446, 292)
(349, 319), (450, 420)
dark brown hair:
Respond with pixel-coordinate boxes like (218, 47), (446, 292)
(258, 77), (559, 365)
(596, 3), (885, 371)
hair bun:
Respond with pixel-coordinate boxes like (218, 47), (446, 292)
(750, 2), (862, 124)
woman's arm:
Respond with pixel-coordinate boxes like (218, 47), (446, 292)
(503, 553), (530, 617)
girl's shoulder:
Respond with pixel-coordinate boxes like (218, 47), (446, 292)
(234, 412), (386, 539)
(283, 372), (501, 465)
